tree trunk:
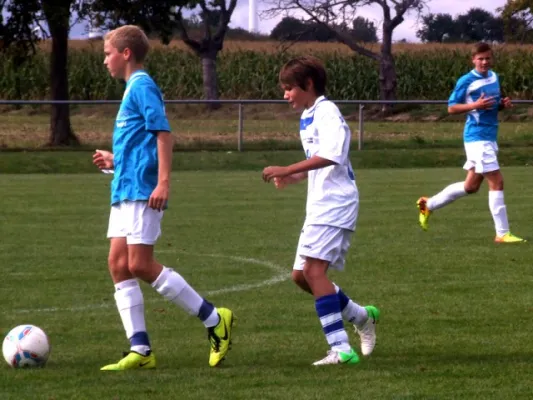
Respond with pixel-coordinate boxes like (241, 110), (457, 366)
(44, 2), (79, 146)
(379, 27), (397, 114)
(201, 52), (221, 111)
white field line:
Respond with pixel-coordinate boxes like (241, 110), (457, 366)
(8, 252), (289, 315)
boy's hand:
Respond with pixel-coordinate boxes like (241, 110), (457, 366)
(273, 177), (287, 190)
(93, 149), (114, 169)
(262, 166), (290, 182)
(500, 96), (513, 109)
(474, 93), (496, 110)
(149, 183), (169, 211)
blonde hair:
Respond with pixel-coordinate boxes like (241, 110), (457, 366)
(104, 25), (150, 63)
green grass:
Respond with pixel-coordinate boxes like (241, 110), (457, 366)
(1, 169), (533, 399)
(2, 104), (533, 151)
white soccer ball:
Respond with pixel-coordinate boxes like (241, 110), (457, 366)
(2, 325), (51, 368)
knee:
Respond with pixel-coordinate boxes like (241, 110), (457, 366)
(292, 270), (306, 286)
(108, 253), (129, 279)
(303, 265), (323, 283)
(464, 184), (479, 194)
(127, 257), (148, 278)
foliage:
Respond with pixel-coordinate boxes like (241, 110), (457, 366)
(417, 8), (505, 42)
(270, 16), (377, 42)
(2, 44), (533, 100)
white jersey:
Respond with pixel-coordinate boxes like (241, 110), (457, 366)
(300, 96), (359, 231)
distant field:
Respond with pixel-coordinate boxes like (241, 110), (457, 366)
(1, 169), (532, 399)
(1, 105), (533, 151)
(44, 40), (533, 54)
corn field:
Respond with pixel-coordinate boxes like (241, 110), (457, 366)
(2, 41), (533, 100)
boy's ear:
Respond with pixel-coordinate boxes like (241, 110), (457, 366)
(305, 78), (314, 92)
(123, 47), (132, 61)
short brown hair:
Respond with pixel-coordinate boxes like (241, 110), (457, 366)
(104, 25), (150, 63)
(472, 42), (492, 57)
(279, 56), (327, 96)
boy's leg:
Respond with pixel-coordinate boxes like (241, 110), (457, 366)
(417, 143), (487, 231)
(334, 285), (379, 356)
(293, 259), (378, 356)
(485, 170), (526, 243)
(123, 205), (235, 367)
(303, 257), (359, 366)
(101, 205), (155, 371)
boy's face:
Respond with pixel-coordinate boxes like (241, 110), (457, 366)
(472, 51), (492, 74)
(103, 40), (129, 79)
(282, 80), (316, 110)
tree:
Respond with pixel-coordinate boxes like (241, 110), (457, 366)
(263, 0), (428, 112)
(0, 0), (84, 146)
(417, 9), (505, 43)
(416, 13), (457, 42)
(499, 0), (533, 43)
(351, 16), (377, 43)
(41, 1), (88, 146)
(92, 0), (237, 108)
(0, 0), (40, 101)
(455, 8), (504, 42)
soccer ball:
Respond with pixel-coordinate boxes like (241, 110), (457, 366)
(2, 325), (51, 368)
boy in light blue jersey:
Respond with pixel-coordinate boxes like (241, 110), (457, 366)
(92, 25), (234, 370)
(417, 42), (525, 243)
(263, 56), (380, 366)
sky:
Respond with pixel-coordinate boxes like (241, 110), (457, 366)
(230, 0), (508, 42)
(70, 0), (508, 42)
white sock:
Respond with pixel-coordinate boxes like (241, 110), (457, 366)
(333, 284), (368, 326)
(427, 182), (468, 211)
(152, 266), (219, 327)
(489, 190), (509, 236)
(114, 279), (147, 344)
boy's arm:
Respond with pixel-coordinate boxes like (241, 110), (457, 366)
(148, 131), (173, 211)
(262, 156), (334, 182)
(157, 131), (173, 185)
(448, 93), (496, 114)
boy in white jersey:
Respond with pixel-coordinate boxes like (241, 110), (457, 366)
(417, 42), (525, 243)
(92, 25), (234, 370)
(262, 56), (380, 366)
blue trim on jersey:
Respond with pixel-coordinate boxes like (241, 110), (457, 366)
(300, 116), (314, 131)
(111, 70), (171, 205)
(448, 69), (500, 142)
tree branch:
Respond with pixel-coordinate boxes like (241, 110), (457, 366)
(174, 7), (201, 54)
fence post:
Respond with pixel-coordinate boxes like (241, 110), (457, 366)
(237, 102), (244, 152)
(358, 104), (364, 150)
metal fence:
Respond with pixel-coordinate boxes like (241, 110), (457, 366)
(1, 99), (533, 151)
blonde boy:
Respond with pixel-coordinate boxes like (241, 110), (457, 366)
(93, 25), (234, 370)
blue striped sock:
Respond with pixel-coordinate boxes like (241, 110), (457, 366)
(315, 294), (351, 353)
(130, 331), (151, 355)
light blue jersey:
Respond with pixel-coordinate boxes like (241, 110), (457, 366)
(111, 70), (170, 205)
(448, 69), (501, 143)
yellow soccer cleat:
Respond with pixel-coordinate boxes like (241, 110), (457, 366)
(208, 308), (235, 367)
(494, 232), (527, 243)
(100, 351), (156, 371)
(417, 197), (431, 231)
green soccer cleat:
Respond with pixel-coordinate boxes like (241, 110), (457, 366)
(417, 197), (431, 231)
(494, 232), (527, 243)
(100, 351), (156, 371)
(355, 305), (380, 356)
(312, 348), (360, 366)
(208, 307), (235, 367)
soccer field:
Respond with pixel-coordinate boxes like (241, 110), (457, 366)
(1, 168), (532, 399)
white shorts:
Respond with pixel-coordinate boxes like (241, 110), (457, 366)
(293, 224), (352, 271)
(463, 141), (499, 174)
(107, 200), (163, 245)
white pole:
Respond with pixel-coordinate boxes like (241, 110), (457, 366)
(249, 0), (259, 33)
